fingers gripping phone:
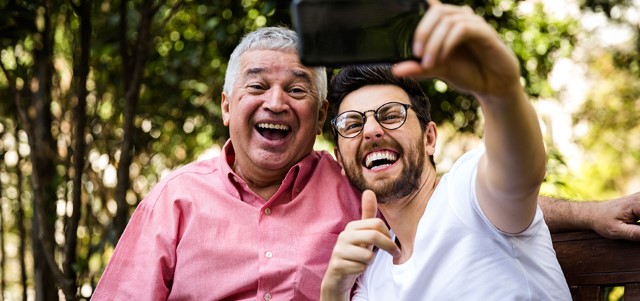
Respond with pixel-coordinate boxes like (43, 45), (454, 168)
(290, 0), (428, 67)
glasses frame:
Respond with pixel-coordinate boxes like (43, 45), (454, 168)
(331, 101), (423, 139)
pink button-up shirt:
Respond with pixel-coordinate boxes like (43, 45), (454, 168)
(92, 140), (361, 300)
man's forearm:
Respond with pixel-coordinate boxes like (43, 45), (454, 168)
(538, 195), (594, 233)
(540, 193), (640, 241)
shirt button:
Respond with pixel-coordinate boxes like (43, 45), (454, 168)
(264, 292), (272, 300)
(265, 251), (273, 258)
(264, 208), (272, 215)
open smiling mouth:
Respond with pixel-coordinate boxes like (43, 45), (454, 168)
(364, 151), (399, 170)
(257, 123), (291, 141)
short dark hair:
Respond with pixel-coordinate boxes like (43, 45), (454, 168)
(328, 64), (435, 166)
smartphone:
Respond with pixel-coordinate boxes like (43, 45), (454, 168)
(290, 0), (428, 67)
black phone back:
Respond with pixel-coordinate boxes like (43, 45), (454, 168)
(291, 0), (428, 67)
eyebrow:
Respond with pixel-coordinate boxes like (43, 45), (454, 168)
(244, 67), (313, 85)
(290, 69), (313, 85)
(245, 67), (267, 77)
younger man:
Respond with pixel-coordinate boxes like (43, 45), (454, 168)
(320, 2), (571, 300)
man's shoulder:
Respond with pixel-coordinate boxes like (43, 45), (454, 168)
(312, 149), (339, 166)
(310, 150), (348, 176)
(155, 156), (221, 187)
(138, 156), (224, 207)
(448, 148), (484, 174)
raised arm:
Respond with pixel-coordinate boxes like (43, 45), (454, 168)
(393, 0), (545, 233)
(540, 193), (640, 240)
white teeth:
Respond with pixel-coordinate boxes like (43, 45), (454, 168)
(257, 123), (290, 131)
(365, 151), (398, 169)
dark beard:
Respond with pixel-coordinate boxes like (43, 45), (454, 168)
(343, 139), (425, 204)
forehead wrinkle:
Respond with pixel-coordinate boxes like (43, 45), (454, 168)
(243, 66), (313, 86)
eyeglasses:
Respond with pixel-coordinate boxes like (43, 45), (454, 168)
(331, 102), (424, 139)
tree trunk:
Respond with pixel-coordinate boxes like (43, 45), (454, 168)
(113, 0), (159, 241)
(16, 125), (28, 301)
(27, 1), (68, 300)
(113, 0), (132, 241)
(62, 0), (91, 299)
(0, 151), (4, 300)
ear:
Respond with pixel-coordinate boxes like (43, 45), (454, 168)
(424, 121), (438, 156)
(317, 100), (329, 135)
(221, 91), (231, 126)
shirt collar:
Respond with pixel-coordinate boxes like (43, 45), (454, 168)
(219, 139), (320, 200)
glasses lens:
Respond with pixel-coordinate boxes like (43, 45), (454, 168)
(377, 103), (408, 130)
(335, 112), (364, 138)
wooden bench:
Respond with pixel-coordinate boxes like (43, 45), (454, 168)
(552, 231), (640, 300)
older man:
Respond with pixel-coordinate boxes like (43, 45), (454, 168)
(93, 26), (360, 300)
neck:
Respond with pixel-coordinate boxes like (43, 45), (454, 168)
(233, 162), (287, 201)
(378, 167), (439, 264)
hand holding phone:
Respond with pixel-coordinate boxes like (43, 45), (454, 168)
(291, 0), (428, 67)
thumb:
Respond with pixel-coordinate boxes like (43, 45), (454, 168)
(361, 190), (378, 220)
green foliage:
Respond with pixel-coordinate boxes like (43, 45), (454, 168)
(0, 1), (38, 49)
(570, 51), (640, 198)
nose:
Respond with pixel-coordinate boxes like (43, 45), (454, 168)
(362, 111), (384, 140)
(263, 86), (288, 113)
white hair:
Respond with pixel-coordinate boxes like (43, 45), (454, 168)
(223, 27), (327, 104)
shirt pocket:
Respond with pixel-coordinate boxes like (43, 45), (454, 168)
(293, 232), (339, 300)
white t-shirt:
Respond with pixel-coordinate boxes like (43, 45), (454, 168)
(353, 149), (571, 301)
